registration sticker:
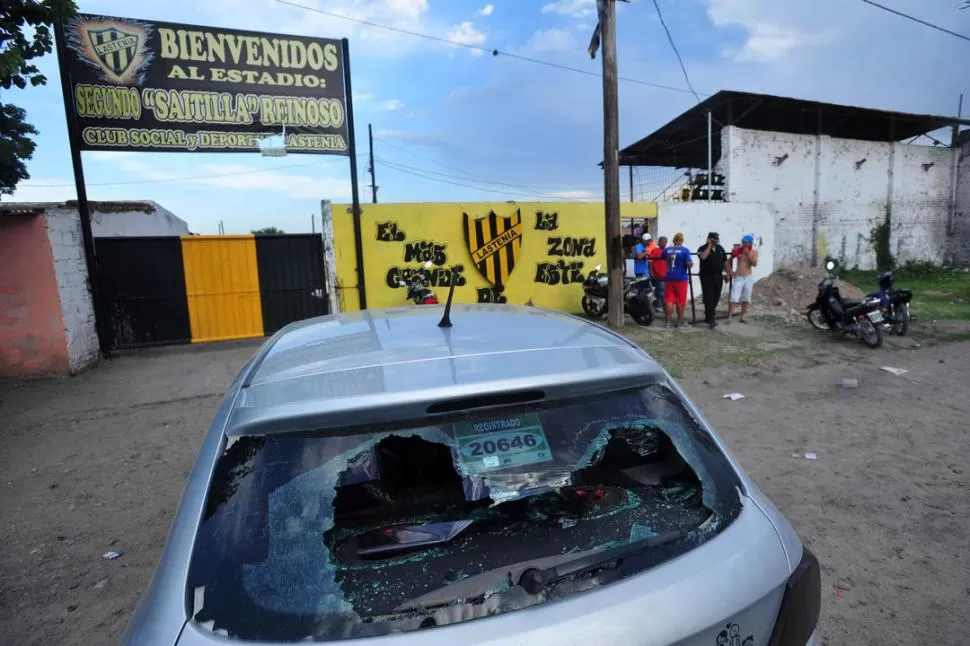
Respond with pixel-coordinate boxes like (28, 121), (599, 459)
(453, 413), (553, 475)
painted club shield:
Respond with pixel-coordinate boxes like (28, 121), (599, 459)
(463, 209), (523, 291)
(86, 27), (140, 80)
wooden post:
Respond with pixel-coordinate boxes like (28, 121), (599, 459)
(601, 0), (624, 330)
(948, 94), (963, 237)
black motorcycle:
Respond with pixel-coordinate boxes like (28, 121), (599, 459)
(806, 260), (884, 348)
(581, 265), (654, 326)
(867, 271), (913, 337)
(398, 261), (440, 305)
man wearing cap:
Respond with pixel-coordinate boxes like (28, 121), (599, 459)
(697, 232), (729, 328)
(632, 233), (653, 278)
(727, 233), (759, 324)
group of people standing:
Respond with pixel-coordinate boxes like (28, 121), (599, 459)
(631, 231), (759, 329)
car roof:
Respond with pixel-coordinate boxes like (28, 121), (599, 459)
(226, 305), (664, 436)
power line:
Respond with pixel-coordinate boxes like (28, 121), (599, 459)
(860, 0), (970, 42)
(378, 159), (590, 201)
(273, 0), (703, 96)
(20, 155), (365, 188)
(373, 142), (600, 192)
(651, 0), (701, 103)
(379, 158), (583, 200)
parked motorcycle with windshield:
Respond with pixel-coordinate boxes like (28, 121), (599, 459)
(581, 265), (654, 326)
(806, 260), (884, 348)
(867, 270), (913, 336)
(399, 261), (440, 305)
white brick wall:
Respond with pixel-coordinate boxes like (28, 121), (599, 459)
(90, 202), (190, 237)
(723, 126), (956, 269)
(657, 202), (775, 299)
(948, 140), (970, 264)
(44, 209), (99, 373)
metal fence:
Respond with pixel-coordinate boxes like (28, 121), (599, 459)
(641, 252), (735, 324)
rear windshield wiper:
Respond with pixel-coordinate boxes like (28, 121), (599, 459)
(516, 515), (712, 594)
(392, 513), (715, 614)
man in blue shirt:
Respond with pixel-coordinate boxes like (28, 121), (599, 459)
(632, 233), (651, 278)
(662, 232), (694, 329)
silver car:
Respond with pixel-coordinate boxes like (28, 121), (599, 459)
(123, 304), (820, 646)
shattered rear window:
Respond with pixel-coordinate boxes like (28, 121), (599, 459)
(189, 385), (742, 641)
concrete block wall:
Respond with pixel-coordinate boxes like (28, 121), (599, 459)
(657, 201), (775, 301)
(45, 209), (100, 373)
(723, 126), (956, 269)
(948, 139), (970, 264)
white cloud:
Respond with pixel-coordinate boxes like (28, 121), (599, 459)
(541, 0), (596, 18)
(108, 158), (351, 200)
(732, 23), (801, 61)
(379, 98), (406, 111)
(260, 0), (435, 58)
(86, 151), (136, 161)
(374, 129), (451, 147)
(479, 4), (494, 16)
(704, 0), (804, 61)
(521, 27), (577, 54)
(6, 178), (79, 203)
(376, 129), (412, 140)
(545, 190), (599, 200)
(353, 92), (375, 103)
(447, 21), (487, 54)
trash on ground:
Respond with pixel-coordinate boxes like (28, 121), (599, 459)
(804, 452), (818, 460)
(102, 550), (124, 560)
(840, 378), (859, 389)
(723, 393), (745, 401)
(880, 367), (908, 376)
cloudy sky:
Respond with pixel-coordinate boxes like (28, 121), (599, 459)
(6, 0), (969, 233)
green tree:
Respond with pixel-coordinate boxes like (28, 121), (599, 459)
(1, 0), (78, 198)
(252, 227), (286, 235)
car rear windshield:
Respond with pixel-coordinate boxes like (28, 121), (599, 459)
(188, 384), (742, 641)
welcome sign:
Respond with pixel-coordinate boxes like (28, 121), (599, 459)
(59, 14), (349, 154)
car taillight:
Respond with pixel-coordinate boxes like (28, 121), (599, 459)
(767, 546), (821, 646)
(423, 296), (439, 304)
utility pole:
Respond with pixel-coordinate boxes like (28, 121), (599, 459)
(948, 93), (964, 237)
(368, 123), (378, 203)
(600, 0), (624, 330)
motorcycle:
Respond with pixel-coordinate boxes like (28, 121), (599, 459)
(866, 271), (913, 336)
(806, 260), (884, 348)
(398, 261), (440, 305)
(581, 265), (654, 326)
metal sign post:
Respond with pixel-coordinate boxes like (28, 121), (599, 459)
(341, 38), (367, 310)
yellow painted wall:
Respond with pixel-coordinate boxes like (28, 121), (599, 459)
(331, 202), (657, 313)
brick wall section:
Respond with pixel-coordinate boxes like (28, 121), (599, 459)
(0, 215), (70, 376)
(45, 209), (100, 373)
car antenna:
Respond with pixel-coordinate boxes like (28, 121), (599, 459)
(438, 268), (459, 328)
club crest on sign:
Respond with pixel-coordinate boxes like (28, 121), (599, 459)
(66, 16), (154, 85)
(463, 210), (523, 290)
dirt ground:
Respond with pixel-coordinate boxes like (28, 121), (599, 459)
(2, 321), (970, 645)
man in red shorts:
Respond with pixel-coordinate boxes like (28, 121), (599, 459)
(662, 232), (694, 329)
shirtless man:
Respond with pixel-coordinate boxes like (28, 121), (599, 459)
(727, 234), (759, 324)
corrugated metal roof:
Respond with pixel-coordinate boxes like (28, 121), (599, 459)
(617, 90), (970, 169)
